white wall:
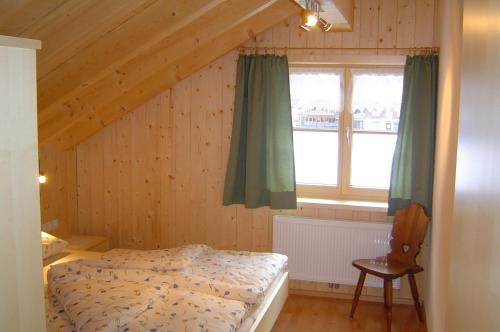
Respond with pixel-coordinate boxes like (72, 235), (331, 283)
(0, 37), (45, 331)
(445, 0), (500, 330)
(426, 0), (462, 331)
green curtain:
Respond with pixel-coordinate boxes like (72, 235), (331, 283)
(388, 55), (439, 216)
(223, 54), (297, 209)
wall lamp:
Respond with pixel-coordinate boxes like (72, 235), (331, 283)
(38, 173), (47, 184)
(38, 160), (47, 184)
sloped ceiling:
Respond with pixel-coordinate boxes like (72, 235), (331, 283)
(0, 0), (301, 148)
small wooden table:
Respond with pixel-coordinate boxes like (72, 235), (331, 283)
(65, 235), (110, 252)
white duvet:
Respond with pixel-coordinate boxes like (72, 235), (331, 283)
(48, 261), (247, 332)
(46, 244), (287, 331)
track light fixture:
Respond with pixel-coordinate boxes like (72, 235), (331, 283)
(298, 0), (333, 32)
(319, 18), (333, 32)
(299, 0), (319, 30)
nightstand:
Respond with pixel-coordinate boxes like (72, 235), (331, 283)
(65, 235), (110, 252)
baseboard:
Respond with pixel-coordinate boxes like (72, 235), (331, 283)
(289, 288), (415, 305)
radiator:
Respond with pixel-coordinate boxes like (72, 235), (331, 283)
(272, 215), (400, 288)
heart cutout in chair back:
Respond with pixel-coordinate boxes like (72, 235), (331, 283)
(402, 244), (411, 253)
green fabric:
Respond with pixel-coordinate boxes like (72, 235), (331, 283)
(388, 55), (439, 216)
(223, 54), (296, 209)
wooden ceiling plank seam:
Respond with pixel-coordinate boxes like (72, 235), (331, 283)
(36, 0), (159, 79)
(37, 0), (281, 141)
(0, 0), (69, 36)
(37, 0), (225, 118)
(17, 0), (71, 36)
(59, 0), (300, 148)
(0, 0), (32, 21)
(17, 0), (96, 37)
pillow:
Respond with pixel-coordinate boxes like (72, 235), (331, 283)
(41, 232), (68, 259)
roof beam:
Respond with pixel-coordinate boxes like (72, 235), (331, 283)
(39, 0), (299, 147)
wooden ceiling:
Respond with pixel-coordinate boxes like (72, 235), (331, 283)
(0, 0), (302, 148)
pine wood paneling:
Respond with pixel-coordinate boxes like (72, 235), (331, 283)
(39, 0), (438, 303)
(42, 0), (300, 147)
(0, 0), (68, 36)
(359, 0), (380, 54)
(39, 141), (77, 237)
(396, 0), (416, 48)
(378, 0), (398, 49)
(341, 0), (361, 54)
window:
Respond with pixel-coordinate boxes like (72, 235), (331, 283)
(290, 66), (404, 201)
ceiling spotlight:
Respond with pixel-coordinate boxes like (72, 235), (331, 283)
(319, 18), (333, 32)
(299, 0), (333, 32)
(301, 0), (320, 28)
(303, 10), (318, 27)
(299, 24), (312, 32)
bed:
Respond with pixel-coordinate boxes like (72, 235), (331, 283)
(43, 245), (288, 332)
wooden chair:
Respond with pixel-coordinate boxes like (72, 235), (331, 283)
(349, 203), (429, 332)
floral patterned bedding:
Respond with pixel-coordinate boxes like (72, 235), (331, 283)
(80, 246), (287, 304)
(47, 261), (247, 332)
(173, 248), (288, 304)
(42, 232), (68, 259)
(45, 290), (74, 332)
(45, 245), (287, 331)
(96, 244), (209, 272)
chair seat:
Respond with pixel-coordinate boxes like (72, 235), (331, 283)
(353, 258), (423, 279)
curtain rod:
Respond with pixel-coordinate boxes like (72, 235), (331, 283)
(238, 46), (440, 54)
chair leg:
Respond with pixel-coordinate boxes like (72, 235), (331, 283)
(408, 274), (424, 322)
(350, 271), (366, 318)
(384, 279), (393, 332)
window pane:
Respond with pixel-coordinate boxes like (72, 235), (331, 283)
(350, 133), (397, 189)
(293, 131), (338, 185)
(290, 69), (342, 130)
(352, 71), (403, 133)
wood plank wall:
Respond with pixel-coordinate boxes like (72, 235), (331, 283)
(39, 141), (77, 237)
(39, 0), (439, 303)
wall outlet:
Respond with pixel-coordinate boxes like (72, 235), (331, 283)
(41, 219), (59, 233)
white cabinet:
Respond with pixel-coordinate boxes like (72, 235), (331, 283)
(0, 35), (45, 332)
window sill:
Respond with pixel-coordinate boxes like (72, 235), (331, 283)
(297, 197), (388, 212)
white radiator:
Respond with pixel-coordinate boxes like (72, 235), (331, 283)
(273, 215), (400, 288)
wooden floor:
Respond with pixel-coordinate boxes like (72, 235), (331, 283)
(272, 295), (427, 332)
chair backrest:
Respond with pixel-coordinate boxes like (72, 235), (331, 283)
(387, 203), (429, 266)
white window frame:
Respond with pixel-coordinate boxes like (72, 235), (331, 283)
(291, 64), (404, 202)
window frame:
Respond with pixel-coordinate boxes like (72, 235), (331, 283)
(291, 64), (404, 202)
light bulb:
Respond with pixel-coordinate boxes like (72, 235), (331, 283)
(305, 13), (318, 27)
(38, 174), (47, 184)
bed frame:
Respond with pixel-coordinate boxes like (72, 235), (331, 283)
(250, 271), (289, 332)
